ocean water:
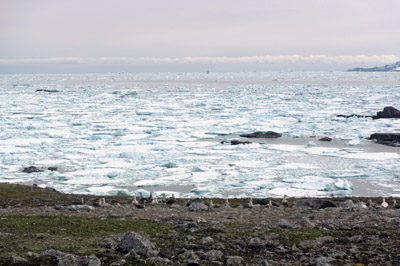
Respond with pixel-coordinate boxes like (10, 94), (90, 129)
(1, 72), (400, 198)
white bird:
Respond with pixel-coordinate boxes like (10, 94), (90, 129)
(132, 195), (139, 205)
(223, 198), (230, 208)
(209, 200), (214, 209)
(355, 200), (367, 209)
(245, 198), (254, 208)
(381, 198), (388, 208)
(100, 198), (110, 207)
(282, 195), (288, 207)
(267, 200), (273, 208)
(152, 197), (159, 204)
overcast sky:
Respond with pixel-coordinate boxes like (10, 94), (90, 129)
(1, 0), (399, 73)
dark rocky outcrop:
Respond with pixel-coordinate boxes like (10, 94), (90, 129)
(22, 166), (44, 173)
(368, 133), (400, 143)
(36, 89), (59, 93)
(22, 166), (58, 173)
(337, 106), (400, 120)
(293, 199), (336, 210)
(240, 131), (282, 138)
(368, 133), (400, 146)
(374, 106), (400, 119)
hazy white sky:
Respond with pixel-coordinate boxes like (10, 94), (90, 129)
(1, 0), (399, 73)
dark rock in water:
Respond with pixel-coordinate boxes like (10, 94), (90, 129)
(116, 231), (159, 258)
(293, 199), (336, 210)
(47, 166), (58, 171)
(368, 133), (400, 146)
(318, 137), (332, 142)
(336, 114), (369, 118)
(374, 106), (400, 119)
(337, 106), (400, 120)
(162, 162), (177, 168)
(22, 166), (44, 173)
(36, 89), (59, 93)
(230, 140), (252, 145)
(240, 131), (282, 138)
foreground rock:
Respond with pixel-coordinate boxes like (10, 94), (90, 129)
(116, 231), (159, 258)
(39, 250), (101, 266)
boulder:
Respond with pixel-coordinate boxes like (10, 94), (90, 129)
(188, 202), (209, 212)
(277, 218), (298, 229)
(116, 231), (159, 258)
(101, 234), (124, 249)
(240, 131), (282, 138)
(225, 256), (244, 265)
(368, 133), (400, 143)
(201, 250), (223, 261)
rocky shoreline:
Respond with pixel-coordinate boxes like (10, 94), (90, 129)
(1, 183), (400, 265)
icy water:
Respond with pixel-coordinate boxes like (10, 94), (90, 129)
(1, 72), (400, 198)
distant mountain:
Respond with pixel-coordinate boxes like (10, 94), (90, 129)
(347, 61), (400, 72)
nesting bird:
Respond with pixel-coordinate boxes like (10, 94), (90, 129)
(381, 198), (388, 208)
(367, 199), (374, 208)
(166, 193), (177, 206)
(223, 198), (230, 208)
(282, 195), (288, 207)
(244, 198), (254, 208)
(132, 195), (144, 209)
(99, 198), (110, 207)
